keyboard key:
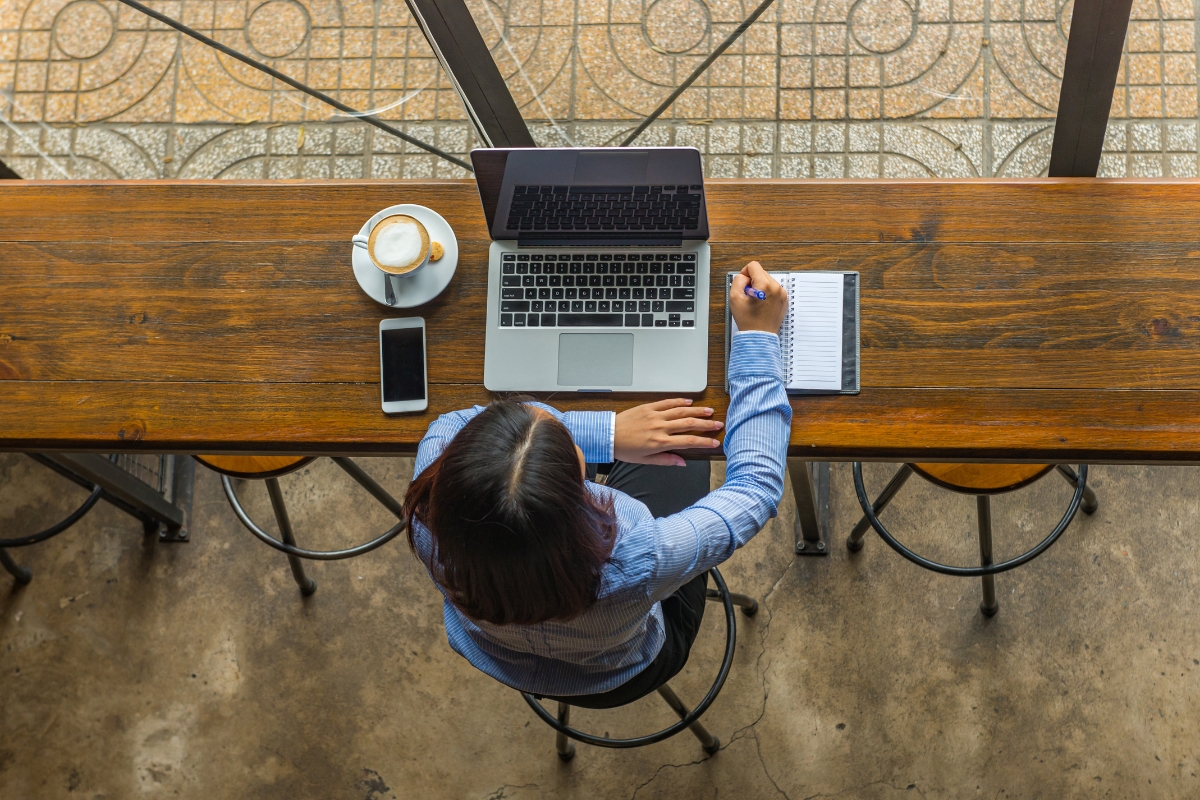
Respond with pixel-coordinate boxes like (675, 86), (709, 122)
(605, 288), (618, 299)
(525, 288), (537, 299)
(684, 275), (695, 286)
(528, 314), (540, 327)
(502, 275), (520, 286)
(522, 276), (534, 286)
(503, 263), (515, 274)
(501, 313), (513, 326)
(517, 264), (528, 274)
(532, 301), (544, 312)
(502, 289), (521, 299)
(541, 313), (556, 326)
(538, 288), (551, 299)
(598, 301), (610, 312)
(502, 301), (530, 313)
(670, 253), (681, 261)
(625, 314), (640, 327)
(619, 288), (631, 299)
(655, 319), (667, 327)
(559, 301), (570, 311)
(652, 301), (664, 312)
(557, 314), (623, 327)
(640, 301), (651, 313)
(612, 301), (623, 312)
(642, 313), (654, 327)
(518, 254), (530, 261)
(571, 301), (583, 312)
(683, 319), (695, 327)
(672, 288), (695, 299)
(514, 314), (526, 327)
(585, 301), (597, 312)
(665, 301), (694, 312)
(503, 254), (516, 261)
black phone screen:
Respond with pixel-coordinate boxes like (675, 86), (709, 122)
(381, 326), (426, 402)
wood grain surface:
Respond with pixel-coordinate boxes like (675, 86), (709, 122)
(4, 178), (1200, 462)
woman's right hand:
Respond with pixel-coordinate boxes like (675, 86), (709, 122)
(729, 261), (787, 334)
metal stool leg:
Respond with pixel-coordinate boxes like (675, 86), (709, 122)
(848, 465), (914, 552)
(555, 703), (576, 761)
(706, 588), (758, 616)
(264, 478), (317, 596)
(657, 684), (719, 754)
(1055, 465), (1098, 514)
(0, 548), (32, 585)
(976, 495), (998, 617)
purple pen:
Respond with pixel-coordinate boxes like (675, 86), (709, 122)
(743, 285), (766, 301)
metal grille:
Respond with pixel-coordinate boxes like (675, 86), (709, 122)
(107, 454), (171, 495)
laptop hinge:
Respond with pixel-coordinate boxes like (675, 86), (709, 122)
(517, 237), (685, 248)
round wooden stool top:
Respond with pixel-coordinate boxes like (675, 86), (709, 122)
(194, 455), (316, 480)
(908, 463), (1054, 495)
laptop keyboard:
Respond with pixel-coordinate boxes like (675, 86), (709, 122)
(499, 251), (699, 329)
(506, 185), (703, 233)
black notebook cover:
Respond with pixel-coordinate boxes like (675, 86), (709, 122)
(724, 271), (860, 395)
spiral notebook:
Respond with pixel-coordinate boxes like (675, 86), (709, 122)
(724, 271), (860, 395)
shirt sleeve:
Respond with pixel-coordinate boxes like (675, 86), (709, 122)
(643, 330), (791, 601)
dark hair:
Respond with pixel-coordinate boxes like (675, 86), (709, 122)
(404, 401), (618, 626)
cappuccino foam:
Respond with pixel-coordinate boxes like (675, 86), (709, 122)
(373, 218), (426, 269)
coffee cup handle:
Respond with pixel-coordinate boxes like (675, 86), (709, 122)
(352, 234), (369, 249)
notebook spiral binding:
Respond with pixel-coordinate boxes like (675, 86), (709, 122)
(779, 274), (794, 384)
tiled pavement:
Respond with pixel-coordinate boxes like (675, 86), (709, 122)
(1, 0), (1198, 178)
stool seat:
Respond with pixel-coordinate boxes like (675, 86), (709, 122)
(194, 455), (315, 480)
(909, 463), (1054, 494)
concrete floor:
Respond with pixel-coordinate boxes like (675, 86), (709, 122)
(1, 453), (1198, 799)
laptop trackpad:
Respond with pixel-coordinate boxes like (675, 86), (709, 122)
(558, 334), (634, 387)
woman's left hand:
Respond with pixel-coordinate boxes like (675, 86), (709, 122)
(614, 399), (723, 467)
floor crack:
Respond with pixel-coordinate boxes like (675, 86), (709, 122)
(482, 782), (540, 800)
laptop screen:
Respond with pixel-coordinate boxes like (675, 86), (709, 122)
(471, 147), (709, 244)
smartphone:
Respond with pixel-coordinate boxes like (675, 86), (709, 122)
(379, 317), (428, 413)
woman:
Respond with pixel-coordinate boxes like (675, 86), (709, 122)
(404, 262), (791, 707)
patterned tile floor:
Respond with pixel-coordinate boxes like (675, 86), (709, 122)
(1, 0), (1198, 178)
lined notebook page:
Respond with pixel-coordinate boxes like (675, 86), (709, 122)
(783, 272), (844, 391)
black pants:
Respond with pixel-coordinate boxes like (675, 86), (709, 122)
(543, 460), (711, 710)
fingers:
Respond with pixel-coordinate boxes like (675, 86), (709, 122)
(743, 260), (777, 293)
(660, 405), (715, 421)
(664, 416), (723, 434)
(645, 398), (694, 412)
(663, 435), (723, 449)
(731, 271), (750, 293)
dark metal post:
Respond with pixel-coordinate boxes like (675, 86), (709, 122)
(265, 478), (317, 596)
(0, 548), (32, 584)
(1048, 0), (1135, 176)
(976, 495), (998, 616)
(657, 684), (719, 754)
(332, 458), (405, 519)
(159, 455), (194, 542)
(403, 0), (536, 148)
(1056, 464), (1099, 513)
(847, 465), (913, 552)
(554, 703), (575, 761)
(788, 460), (829, 556)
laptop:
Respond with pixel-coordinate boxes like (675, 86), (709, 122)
(473, 147), (710, 392)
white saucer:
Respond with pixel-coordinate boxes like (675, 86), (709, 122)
(352, 204), (458, 308)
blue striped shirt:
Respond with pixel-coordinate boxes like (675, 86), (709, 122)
(411, 331), (791, 696)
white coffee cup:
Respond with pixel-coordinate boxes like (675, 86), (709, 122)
(353, 213), (444, 277)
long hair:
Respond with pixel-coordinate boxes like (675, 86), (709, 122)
(404, 401), (618, 625)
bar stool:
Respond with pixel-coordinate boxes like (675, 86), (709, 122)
(849, 464), (1097, 616)
(194, 456), (406, 596)
(522, 567), (758, 760)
